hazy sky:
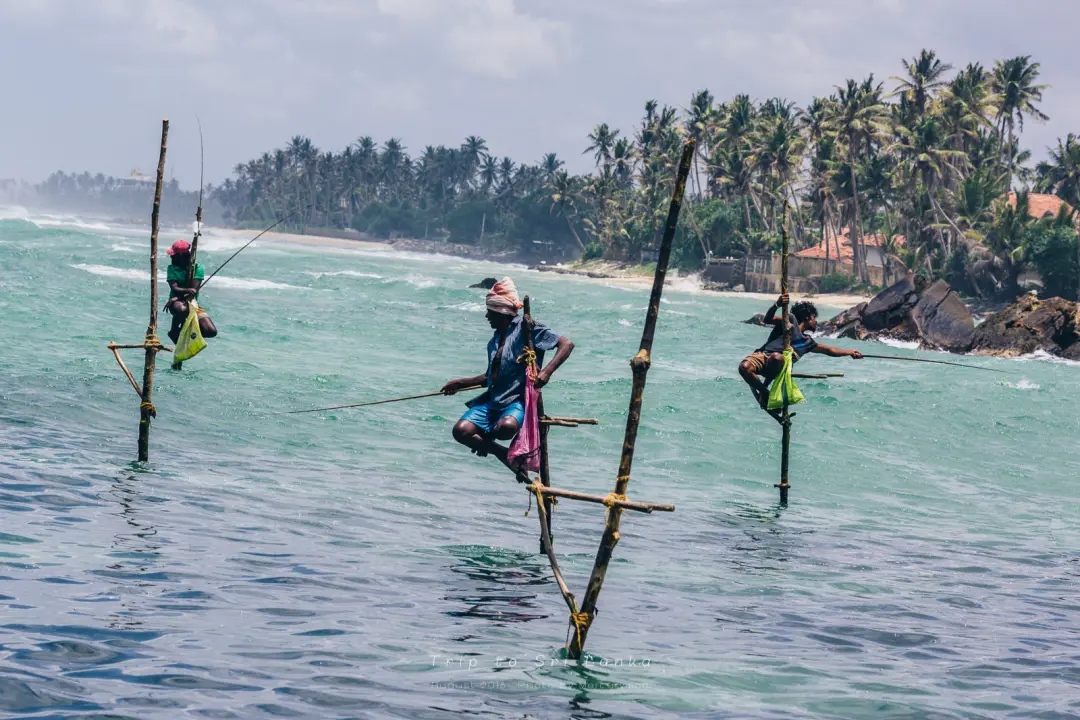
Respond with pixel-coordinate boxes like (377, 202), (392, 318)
(2, 0), (1078, 188)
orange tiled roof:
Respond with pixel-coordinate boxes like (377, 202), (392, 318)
(1006, 192), (1075, 220)
(795, 228), (904, 261)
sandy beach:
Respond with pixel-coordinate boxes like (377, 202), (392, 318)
(215, 226), (871, 311)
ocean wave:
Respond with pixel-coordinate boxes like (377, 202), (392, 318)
(35, 216), (111, 231)
(438, 301), (486, 313)
(304, 270), (383, 280)
(382, 274), (440, 289)
(71, 263), (301, 290)
(1002, 378), (1041, 390)
(72, 263), (159, 282)
(878, 338), (921, 350)
(0, 206), (32, 222)
(109, 243), (138, 253)
(1011, 349), (1080, 367)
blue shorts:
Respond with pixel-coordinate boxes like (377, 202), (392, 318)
(459, 400), (525, 434)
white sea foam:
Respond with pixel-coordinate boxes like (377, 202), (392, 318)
(72, 264), (157, 282)
(878, 338), (921, 350)
(439, 301), (486, 313)
(1003, 378), (1041, 390)
(71, 263), (300, 290)
(666, 273), (705, 294)
(0, 206), (32, 222)
(1011, 349), (1080, 367)
(109, 243), (138, 253)
(36, 217), (111, 231)
(383, 274), (440, 289)
(618, 319), (632, 327)
(304, 270), (383, 280)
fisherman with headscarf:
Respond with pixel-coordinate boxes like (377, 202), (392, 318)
(442, 277), (574, 479)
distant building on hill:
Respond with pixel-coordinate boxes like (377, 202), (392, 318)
(113, 169), (156, 189)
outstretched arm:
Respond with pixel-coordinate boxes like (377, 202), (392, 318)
(535, 336), (574, 389)
(442, 373), (487, 395)
(812, 343), (863, 359)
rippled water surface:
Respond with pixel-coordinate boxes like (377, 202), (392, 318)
(1, 212), (1079, 719)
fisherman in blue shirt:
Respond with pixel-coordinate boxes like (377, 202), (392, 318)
(739, 294), (862, 418)
(442, 277), (574, 480)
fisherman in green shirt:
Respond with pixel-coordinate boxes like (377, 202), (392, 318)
(163, 239), (218, 344)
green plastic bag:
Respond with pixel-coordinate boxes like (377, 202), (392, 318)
(767, 349), (805, 411)
(173, 299), (207, 362)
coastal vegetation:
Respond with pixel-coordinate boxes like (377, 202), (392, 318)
(27, 50), (1080, 299)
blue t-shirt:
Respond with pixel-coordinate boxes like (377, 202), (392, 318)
(467, 315), (561, 409)
(757, 313), (818, 357)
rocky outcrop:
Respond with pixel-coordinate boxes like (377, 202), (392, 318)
(743, 313), (768, 326)
(819, 276), (975, 352)
(969, 294), (1080, 358)
(469, 277), (498, 289)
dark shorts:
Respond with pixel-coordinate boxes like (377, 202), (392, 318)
(742, 350), (800, 375)
(460, 401), (525, 433)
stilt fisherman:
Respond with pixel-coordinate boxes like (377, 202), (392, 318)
(442, 277), (574, 479)
(164, 239), (218, 344)
(739, 293), (861, 418)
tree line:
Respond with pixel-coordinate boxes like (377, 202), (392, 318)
(29, 50), (1080, 299)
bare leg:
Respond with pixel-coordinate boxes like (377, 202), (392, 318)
(452, 417), (528, 481)
(198, 314), (218, 338)
(165, 299), (187, 344)
(740, 353), (786, 420)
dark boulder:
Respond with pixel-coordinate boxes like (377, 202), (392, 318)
(743, 313), (768, 326)
(970, 294), (1080, 357)
(469, 277), (498, 289)
(818, 275), (974, 352)
(910, 280), (975, 351)
(862, 276), (923, 331)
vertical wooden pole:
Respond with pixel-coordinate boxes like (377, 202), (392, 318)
(138, 119), (169, 462)
(523, 297), (554, 552)
(777, 217), (792, 504)
(567, 139), (696, 659)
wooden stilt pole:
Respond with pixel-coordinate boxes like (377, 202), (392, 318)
(567, 138), (695, 659)
(523, 297), (555, 552)
(137, 119), (169, 462)
(777, 216), (792, 504)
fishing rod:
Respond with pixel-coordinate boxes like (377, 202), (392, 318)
(187, 116), (204, 285)
(278, 385), (485, 415)
(861, 353), (1005, 373)
(793, 372), (844, 379)
(200, 207), (305, 289)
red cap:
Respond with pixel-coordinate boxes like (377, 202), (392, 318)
(166, 239), (191, 256)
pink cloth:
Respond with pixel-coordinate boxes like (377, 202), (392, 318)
(486, 277), (522, 315)
(508, 365), (541, 473)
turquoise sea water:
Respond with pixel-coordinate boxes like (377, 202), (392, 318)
(1, 209), (1079, 719)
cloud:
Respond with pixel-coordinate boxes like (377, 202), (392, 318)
(374, 0), (570, 79)
(1, 0), (1078, 187)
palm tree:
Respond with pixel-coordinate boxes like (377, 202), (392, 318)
(939, 63), (996, 155)
(1036, 134), (1080, 208)
(890, 114), (969, 258)
(460, 136), (488, 188)
(584, 123), (619, 167)
(891, 49), (953, 119)
(479, 156), (498, 194)
(826, 77), (889, 281)
(545, 170), (586, 251)
(540, 152), (564, 182)
(992, 56), (1049, 190)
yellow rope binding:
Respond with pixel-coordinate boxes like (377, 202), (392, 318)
(139, 401), (157, 418)
(517, 347), (538, 372)
(568, 611), (591, 651)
